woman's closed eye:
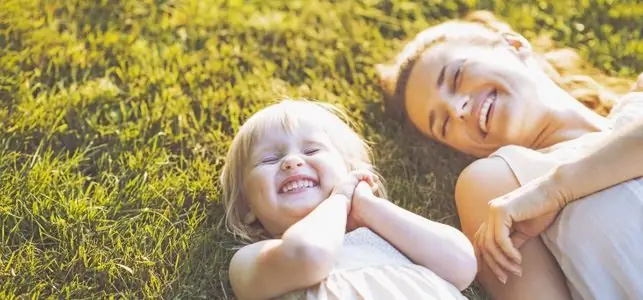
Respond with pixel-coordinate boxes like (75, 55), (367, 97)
(452, 59), (465, 93)
(441, 116), (450, 138)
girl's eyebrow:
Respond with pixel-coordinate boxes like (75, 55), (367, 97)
(302, 138), (323, 146)
(252, 142), (280, 157)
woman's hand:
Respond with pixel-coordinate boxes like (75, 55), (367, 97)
(474, 174), (567, 284)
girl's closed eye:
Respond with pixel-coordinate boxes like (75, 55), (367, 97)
(303, 148), (320, 155)
(260, 155), (280, 164)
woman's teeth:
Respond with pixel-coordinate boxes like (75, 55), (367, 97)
(281, 179), (317, 193)
(479, 90), (497, 133)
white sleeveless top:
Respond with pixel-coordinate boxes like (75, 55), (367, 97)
(490, 92), (643, 300)
(278, 228), (466, 300)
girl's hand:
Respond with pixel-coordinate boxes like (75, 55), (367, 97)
(474, 175), (567, 284)
(331, 170), (378, 211)
(346, 180), (380, 231)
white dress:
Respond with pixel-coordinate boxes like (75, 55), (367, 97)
(278, 228), (466, 300)
(490, 92), (643, 300)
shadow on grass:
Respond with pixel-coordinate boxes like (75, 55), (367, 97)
(166, 205), (237, 300)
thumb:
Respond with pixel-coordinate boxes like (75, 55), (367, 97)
(510, 231), (531, 249)
(354, 181), (373, 196)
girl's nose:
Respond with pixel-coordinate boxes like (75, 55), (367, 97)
(280, 155), (305, 171)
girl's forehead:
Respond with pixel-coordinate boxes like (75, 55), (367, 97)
(251, 118), (328, 147)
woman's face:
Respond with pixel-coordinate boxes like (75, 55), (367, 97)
(404, 25), (553, 157)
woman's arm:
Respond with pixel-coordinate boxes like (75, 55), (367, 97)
(474, 103), (643, 283)
(555, 110), (643, 202)
(228, 194), (349, 300)
(521, 76), (643, 217)
(504, 110), (643, 223)
(355, 183), (477, 290)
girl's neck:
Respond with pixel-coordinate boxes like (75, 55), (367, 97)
(529, 86), (609, 150)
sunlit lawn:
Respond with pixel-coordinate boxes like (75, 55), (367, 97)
(1, 0), (641, 298)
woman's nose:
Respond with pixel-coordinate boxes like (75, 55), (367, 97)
(281, 155), (305, 171)
(449, 95), (472, 119)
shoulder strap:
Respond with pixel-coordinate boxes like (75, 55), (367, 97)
(489, 145), (560, 186)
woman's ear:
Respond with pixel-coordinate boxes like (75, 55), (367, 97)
(633, 72), (643, 92)
(502, 32), (532, 61)
(376, 63), (398, 98)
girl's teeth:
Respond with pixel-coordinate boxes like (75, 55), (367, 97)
(282, 180), (317, 193)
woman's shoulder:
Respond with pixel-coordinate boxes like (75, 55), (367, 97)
(457, 144), (560, 194)
(455, 156), (521, 202)
(609, 91), (643, 130)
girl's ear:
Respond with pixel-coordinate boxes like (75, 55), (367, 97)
(501, 32), (532, 61)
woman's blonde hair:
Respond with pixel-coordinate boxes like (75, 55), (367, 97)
(220, 99), (387, 243)
(377, 10), (634, 121)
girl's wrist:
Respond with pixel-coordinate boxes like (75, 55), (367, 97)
(328, 193), (351, 211)
(357, 194), (384, 226)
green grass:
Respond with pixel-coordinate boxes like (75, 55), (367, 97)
(0, 0), (640, 298)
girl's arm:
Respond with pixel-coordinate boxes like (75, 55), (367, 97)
(228, 193), (348, 300)
(355, 183), (477, 290)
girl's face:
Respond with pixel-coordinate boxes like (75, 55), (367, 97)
(403, 24), (557, 157)
(242, 121), (348, 237)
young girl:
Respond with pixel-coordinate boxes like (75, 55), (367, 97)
(220, 99), (476, 299)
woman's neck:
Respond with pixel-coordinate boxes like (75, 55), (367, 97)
(529, 86), (609, 150)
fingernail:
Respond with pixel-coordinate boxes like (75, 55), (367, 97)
(513, 268), (522, 277)
(499, 276), (507, 284)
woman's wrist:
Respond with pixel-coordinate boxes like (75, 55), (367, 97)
(501, 169), (567, 221)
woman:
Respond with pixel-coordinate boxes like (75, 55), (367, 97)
(377, 11), (643, 300)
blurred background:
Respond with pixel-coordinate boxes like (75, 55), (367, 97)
(0, 0), (641, 298)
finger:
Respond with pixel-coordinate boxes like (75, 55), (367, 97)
(353, 169), (377, 184)
(361, 172), (377, 187)
(355, 181), (371, 190)
(480, 242), (509, 284)
(510, 231), (531, 249)
(493, 212), (522, 264)
(473, 225), (486, 274)
(484, 222), (523, 278)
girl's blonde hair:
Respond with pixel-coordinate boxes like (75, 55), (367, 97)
(220, 99), (387, 243)
(377, 10), (634, 121)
